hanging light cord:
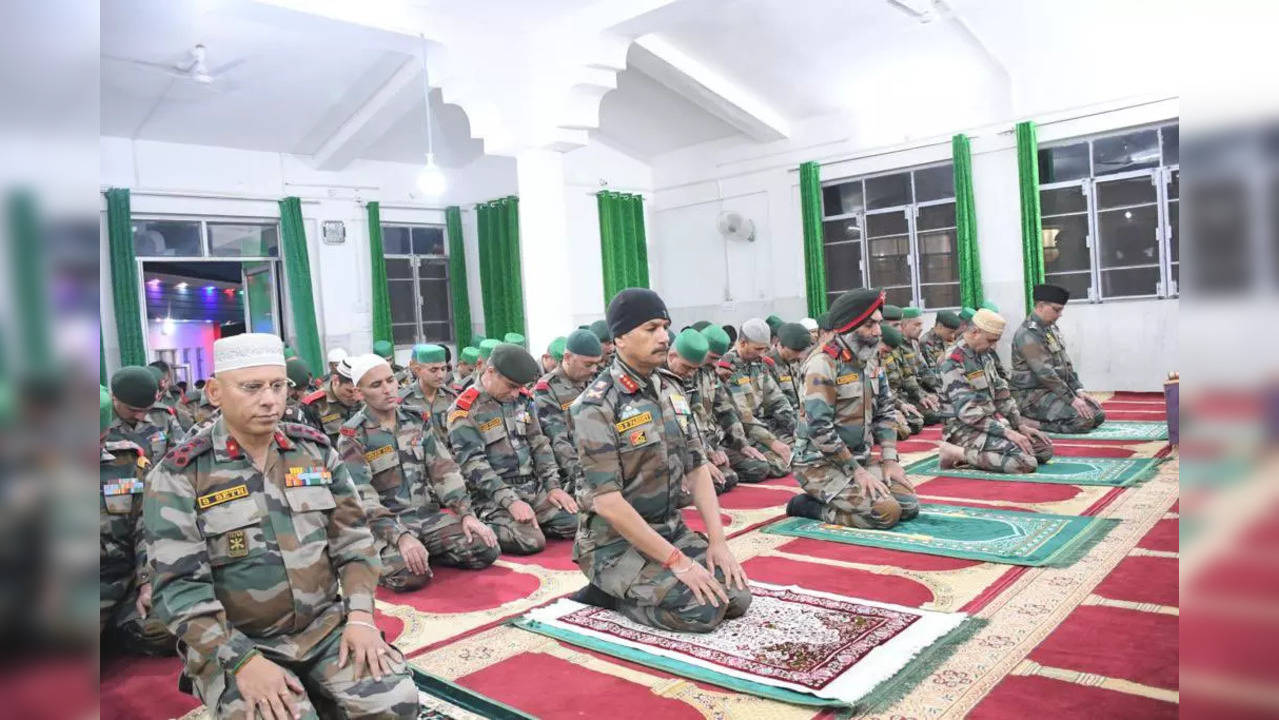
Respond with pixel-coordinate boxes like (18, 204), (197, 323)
(419, 34), (434, 163)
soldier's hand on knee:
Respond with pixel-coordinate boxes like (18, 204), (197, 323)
(509, 500), (536, 523)
(548, 488), (579, 514)
(1006, 429), (1034, 455)
(768, 440), (792, 464)
(673, 557), (728, 608)
(743, 446), (767, 462)
(705, 541), (749, 591)
(462, 514), (498, 548)
(397, 534), (430, 576)
(340, 611), (393, 682)
(234, 654), (304, 720)
(135, 582), (153, 619)
(1070, 396), (1091, 419)
(882, 461), (911, 491)
(854, 467), (891, 502)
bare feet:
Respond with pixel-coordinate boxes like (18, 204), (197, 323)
(938, 442), (966, 469)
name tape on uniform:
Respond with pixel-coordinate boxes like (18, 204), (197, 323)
(363, 445), (395, 463)
(478, 417), (502, 432)
(197, 483), (250, 509)
(836, 373), (860, 385)
(615, 411), (653, 433)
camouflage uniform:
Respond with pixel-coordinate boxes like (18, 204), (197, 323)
(446, 385), (577, 554)
(282, 395), (316, 428)
(892, 344), (942, 426)
(101, 438), (174, 655)
(302, 387), (362, 444)
(905, 336), (941, 394)
(1010, 314), (1106, 433)
(682, 366), (761, 490)
(939, 339), (1054, 473)
(920, 329), (951, 369)
(766, 349), (805, 421)
(108, 405), (184, 464)
(718, 348), (795, 476)
(880, 349), (924, 437)
(338, 406), (498, 591)
(398, 380), (459, 450)
(572, 359), (752, 633)
(159, 392), (196, 433)
(187, 389), (219, 428)
(143, 419), (418, 719)
(793, 342), (919, 529)
(532, 366), (590, 495)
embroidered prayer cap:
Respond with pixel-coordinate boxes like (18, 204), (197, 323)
(701, 325), (731, 356)
(565, 328), (603, 358)
(901, 306), (921, 319)
(740, 318), (770, 345)
(490, 344), (540, 385)
(799, 317), (818, 332)
(479, 338), (501, 359)
(673, 328), (709, 365)
(959, 307), (976, 322)
(347, 353), (389, 387)
(326, 347), (348, 364)
(214, 333), (285, 374)
(778, 322), (814, 351)
(827, 288), (885, 333)
(971, 308), (1006, 335)
(936, 310), (962, 329)
(412, 343), (446, 364)
(286, 357), (312, 388)
(460, 346), (481, 365)
(880, 324), (903, 348)
(372, 340), (394, 359)
(503, 332), (526, 348)
(1032, 283), (1070, 305)
(335, 356), (356, 380)
(547, 336), (567, 361)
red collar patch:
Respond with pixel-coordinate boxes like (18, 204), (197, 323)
(618, 374), (640, 394)
(456, 386), (479, 410)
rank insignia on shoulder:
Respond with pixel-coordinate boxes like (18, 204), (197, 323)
(618, 374), (639, 393)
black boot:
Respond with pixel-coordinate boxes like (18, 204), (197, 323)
(570, 583), (619, 610)
(786, 493), (825, 520)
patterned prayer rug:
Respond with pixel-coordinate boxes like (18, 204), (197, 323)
(763, 504), (1117, 567)
(1046, 420), (1168, 441)
(512, 582), (971, 708)
(905, 455), (1163, 487)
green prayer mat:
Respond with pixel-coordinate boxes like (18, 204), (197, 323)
(763, 504), (1118, 567)
(412, 667), (535, 720)
(904, 454), (1162, 487)
(1046, 420), (1168, 441)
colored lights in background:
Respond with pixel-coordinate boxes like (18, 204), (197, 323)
(144, 277), (244, 299)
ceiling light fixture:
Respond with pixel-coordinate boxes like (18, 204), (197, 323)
(415, 34), (446, 198)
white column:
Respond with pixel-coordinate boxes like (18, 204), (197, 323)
(515, 148), (575, 357)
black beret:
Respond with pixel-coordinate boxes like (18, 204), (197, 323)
(722, 324), (738, 345)
(936, 310), (962, 330)
(606, 288), (670, 340)
(691, 320), (711, 332)
(490, 344), (541, 385)
(1033, 283), (1070, 305)
(827, 289), (886, 333)
(778, 322), (814, 351)
(110, 366), (158, 408)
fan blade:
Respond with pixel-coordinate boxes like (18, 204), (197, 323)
(207, 57), (249, 77)
(103, 54), (179, 73)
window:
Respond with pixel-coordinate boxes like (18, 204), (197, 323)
(381, 223), (452, 345)
(820, 162), (960, 309)
(1038, 122), (1179, 301)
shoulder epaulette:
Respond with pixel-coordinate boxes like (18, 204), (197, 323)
(533, 379), (550, 392)
(281, 421), (331, 447)
(302, 389), (325, 405)
(519, 386), (532, 397)
(103, 438), (145, 455)
(823, 343), (839, 358)
(761, 355), (776, 367)
(456, 386), (480, 410)
(949, 348), (964, 362)
(165, 432), (214, 469)
(580, 377), (612, 406)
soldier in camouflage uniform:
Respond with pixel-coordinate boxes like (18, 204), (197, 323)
(186, 385), (220, 427)
(453, 346), (479, 388)
(372, 340), (409, 388)
(398, 344), (459, 449)
(883, 306), (941, 426)
(664, 329), (736, 497)
(282, 357), (317, 427)
(900, 307), (941, 394)
(1011, 284), (1106, 434)
(100, 386), (175, 656)
(697, 325), (773, 485)
(541, 336), (566, 375)
(108, 366), (184, 464)
(459, 339), (500, 391)
(767, 322), (814, 417)
(447, 344), (579, 554)
(533, 329), (604, 497)
(938, 310), (1054, 473)
(878, 327), (924, 438)
(920, 310), (961, 369)
(718, 319), (795, 477)
(339, 355), (498, 592)
(788, 289), (920, 529)
(572, 289), (751, 633)
(144, 334), (418, 720)
(150, 360), (195, 432)
(302, 356), (363, 443)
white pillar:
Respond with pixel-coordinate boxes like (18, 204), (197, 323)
(515, 149), (575, 357)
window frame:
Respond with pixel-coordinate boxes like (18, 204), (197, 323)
(380, 222), (453, 346)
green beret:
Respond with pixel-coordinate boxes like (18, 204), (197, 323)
(489, 344), (540, 385)
(701, 325), (731, 356)
(691, 320), (711, 332)
(565, 329), (603, 357)
(548, 336), (567, 361)
(283, 346), (297, 359)
(460, 346), (481, 365)
(589, 320), (611, 342)
(980, 300), (1000, 313)
(765, 315), (784, 333)
(881, 304), (903, 321)
(901, 306), (921, 319)
(372, 340), (394, 359)
(673, 328), (709, 364)
(478, 339), (501, 359)
(110, 366), (158, 409)
(881, 324), (903, 348)
(100, 386), (112, 432)
(412, 343), (446, 364)
(827, 288), (885, 332)
(471, 335), (487, 348)
(778, 322), (813, 351)
(936, 310), (962, 329)
(286, 357), (312, 388)
(503, 332), (526, 347)
(959, 307), (976, 322)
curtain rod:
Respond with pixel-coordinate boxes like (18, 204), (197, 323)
(112, 187), (322, 204)
(361, 201), (451, 211)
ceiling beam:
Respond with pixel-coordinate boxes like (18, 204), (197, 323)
(629, 35), (790, 143)
(309, 56), (423, 171)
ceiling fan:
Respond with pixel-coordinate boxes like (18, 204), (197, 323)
(107, 44), (246, 88)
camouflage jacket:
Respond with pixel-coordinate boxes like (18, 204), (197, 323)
(880, 349), (913, 411)
(889, 345), (927, 402)
(532, 366), (589, 491)
(905, 337), (940, 392)
(719, 348), (796, 442)
(1011, 313), (1082, 402)
(281, 396), (314, 428)
(767, 349), (805, 418)
(920, 329), (950, 369)
(446, 384), (561, 509)
(686, 365), (750, 452)
(794, 340), (899, 469)
(158, 393), (195, 432)
(101, 438), (151, 586)
(337, 405), (472, 546)
(108, 406), (183, 464)
(398, 381), (458, 449)
(301, 387), (362, 442)
(451, 368), (473, 389)
(939, 338), (1022, 436)
(187, 390), (219, 428)
(571, 359), (706, 559)
(143, 418), (379, 674)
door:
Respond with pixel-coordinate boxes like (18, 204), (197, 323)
(242, 261), (280, 334)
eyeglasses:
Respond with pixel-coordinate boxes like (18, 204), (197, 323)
(235, 380), (290, 396)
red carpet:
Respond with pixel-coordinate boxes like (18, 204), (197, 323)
(1138, 517), (1178, 552)
(914, 476), (1081, 503)
(775, 537), (980, 571)
(100, 654), (196, 720)
(757, 475), (799, 488)
(741, 555), (934, 607)
(1106, 391), (1164, 401)
(897, 439), (939, 452)
(1185, 556), (1279, 605)
(1049, 443), (1136, 458)
(501, 537), (580, 572)
(969, 674), (1176, 719)
(1093, 556), (1178, 607)
(376, 564), (541, 613)
(716, 485), (793, 510)
(680, 509), (734, 535)
(1181, 611), (1279, 684)
(374, 609), (405, 643)
(1029, 605), (1178, 690)
(1102, 410), (1167, 421)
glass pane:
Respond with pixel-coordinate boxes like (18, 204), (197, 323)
(1189, 176), (1251, 294)
(1171, 263), (1178, 291)
(385, 258), (413, 280)
(822, 182), (863, 217)
(822, 217), (862, 244)
(1167, 169), (1178, 200)
(913, 164), (954, 202)
(1042, 214), (1091, 273)
(1101, 266), (1160, 297)
(865, 173), (911, 210)
(419, 279), (450, 322)
(382, 226), (412, 255)
(917, 231), (957, 283)
(387, 280), (417, 324)
(423, 321), (452, 343)
(1097, 205), (1160, 268)
(1044, 271), (1092, 301)
(1097, 176), (1157, 209)
(132, 219), (202, 257)
(823, 242), (863, 291)
(1168, 201), (1178, 263)
(418, 258), (448, 279)
(412, 226), (445, 255)
(866, 211), (908, 237)
(392, 324), (417, 345)
(883, 286), (914, 307)
(920, 283), (960, 309)
(208, 223), (278, 257)
(868, 236), (911, 287)
(1161, 125), (1179, 166)
(1040, 186), (1088, 216)
(1093, 128), (1160, 176)
(1038, 142), (1089, 183)
(916, 203), (955, 231)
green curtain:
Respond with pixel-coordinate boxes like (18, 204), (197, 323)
(799, 161), (827, 316)
(951, 135), (984, 308)
(104, 188), (145, 366)
(1016, 121), (1046, 314)
(365, 202), (393, 346)
(476, 196), (525, 338)
(445, 206), (473, 349)
(597, 191), (650, 304)
(278, 197), (324, 376)
(8, 191), (51, 373)
(100, 327), (108, 383)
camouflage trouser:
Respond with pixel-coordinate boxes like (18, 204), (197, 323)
(891, 406), (922, 440)
(1015, 391), (1107, 434)
(194, 623), (419, 720)
(746, 440), (791, 479)
(943, 422), (1055, 474)
(795, 461), (920, 530)
(479, 488), (578, 555)
(675, 452), (738, 507)
(378, 512), (501, 592)
(100, 574), (175, 656)
(726, 444), (772, 484)
(580, 521), (752, 633)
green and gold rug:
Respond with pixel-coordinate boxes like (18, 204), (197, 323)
(1046, 420), (1168, 441)
(413, 669), (535, 720)
(762, 504), (1117, 567)
(904, 455), (1162, 487)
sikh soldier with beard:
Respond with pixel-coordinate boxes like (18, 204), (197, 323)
(698, 325), (773, 485)
(398, 344), (458, 448)
(302, 356), (363, 443)
(533, 329), (604, 496)
(787, 289), (920, 529)
(664, 329), (737, 496)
